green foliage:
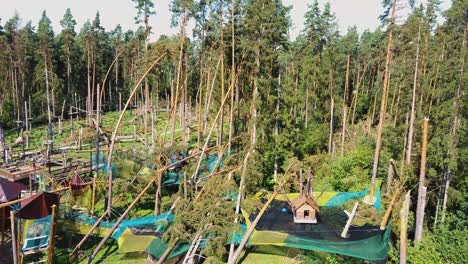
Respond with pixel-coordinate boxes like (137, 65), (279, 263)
(404, 228), (468, 264)
(328, 138), (374, 191)
(164, 176), (237, 262)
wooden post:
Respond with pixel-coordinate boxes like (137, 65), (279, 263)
(47, 204), (56, 264)
(341, 202), (359, 238)
(183, 172), (187, 200)
(415, 117), (429, 242)
(1, 207), (4, 244)
(10, 210), (18, 264)
(79, 127), (83, 150)
(91, 176), (96, 216)
(400, 191), (410, 264)
(151, 110), (155, 147)
(119, 92), (122, 113)
(17, 212), (21, 264)
(299, 169), (303, 195)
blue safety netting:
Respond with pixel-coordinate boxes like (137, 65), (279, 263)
(91, 152), (117, 177)
(112, 212), (174, 240)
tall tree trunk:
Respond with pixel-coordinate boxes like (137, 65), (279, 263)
(45, 53), (52, 124)
(219, 1), (225, 148)
(369, 0), (397, 200)
(415, 117), (429, 242)
(197, 56), (205, 150)
(328, 67), (334, 154)
(87, 46), (92, 126)
(406, 21), (421, 165)
(328, 97), (334, 155)
(228, 0), (236, 154)
(171, 13), (188, 146)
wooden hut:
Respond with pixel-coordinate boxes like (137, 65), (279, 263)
(291, 194), (320, 224)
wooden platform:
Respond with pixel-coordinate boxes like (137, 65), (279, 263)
(0, 163), (40, 182)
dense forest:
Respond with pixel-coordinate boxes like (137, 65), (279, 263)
(0, 0), (466, 263)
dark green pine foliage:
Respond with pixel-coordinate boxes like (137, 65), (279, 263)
(238, 0), (291, 184)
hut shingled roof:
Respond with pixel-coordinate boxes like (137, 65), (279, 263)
(291, 194), (320, 212)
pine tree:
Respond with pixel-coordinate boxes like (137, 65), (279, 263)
(60, 8), (77, 113)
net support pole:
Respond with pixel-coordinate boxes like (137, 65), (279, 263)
(91, 176), (96, 216)
(10, 210), (18, 264)
(341, 202), (359, 238)
(47, 204), (56, 264)
(16, 210), (21, 264)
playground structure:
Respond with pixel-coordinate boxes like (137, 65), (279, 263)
(0, 87), (393, 264)
(0, 136), (393, 264)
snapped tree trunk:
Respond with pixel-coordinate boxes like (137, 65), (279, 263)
(415, 117), (429, 242)
(400, 191), (410, 264)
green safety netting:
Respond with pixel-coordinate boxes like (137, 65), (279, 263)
(162, 154), (225, 185)
(62, 187), (388, 261)
(141, 187), (388, 261)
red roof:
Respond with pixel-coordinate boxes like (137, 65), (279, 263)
(0, 178), (26, 203)
(70, 174), (89, 190)
(16, 192), (60, 219)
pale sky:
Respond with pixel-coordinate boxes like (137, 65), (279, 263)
(0, 0), (451, 41)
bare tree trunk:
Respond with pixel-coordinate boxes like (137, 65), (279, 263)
(227, 0), (236, 154)
(87, 46), (92, 126)
(406, 21), (421, 165)
(219, 1), (225, 148)
(369, 0), (397, 200)
(341, 202), (359, 238)
(197, 56), (204, 150)
(251, 48), (259, 146)
(385, 161), (393, 196)
(441, 177), (451, 224)
(91, 48), (96, 127)
(341, 55), (350, 156)
(171, 13), (188, 146)
(415, 117), (429, 242)
(328, 97), (334, 155)
(400, 191), (410, 264)
(45, 53), (52, 124)
(228, 151), (250, 263)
